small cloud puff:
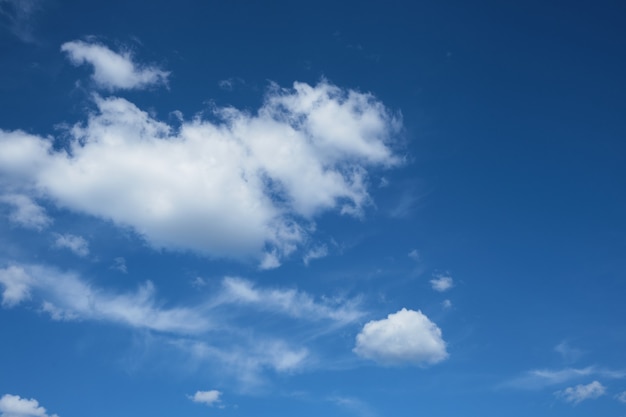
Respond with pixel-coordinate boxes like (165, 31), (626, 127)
(430, 274), (453, 292)
(53, 234), (89, 257)
(189, 390), (222, 407)
(0, 394), (59, 417)
(61, 40), (169, 91)
(353, 308), (448, 366)
(555, 380), (605, 404)
(407, 249), (420, 262)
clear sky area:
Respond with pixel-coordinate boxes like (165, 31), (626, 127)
(1, 1), (625, 416)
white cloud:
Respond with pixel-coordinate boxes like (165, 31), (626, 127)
(259, 251), (281, 270)
(60, 40), (169, 90)
(303, 244), (328, 265)
(180, 339), (309, 388)
(554, 341), (583, 363)
(0, 81), (401, 266)
(0, 264), (210, 333)
(0, 194), (51, 231)
(111, 257), (127, 273)
(430, 275), (453, 292)
(407, 249), (420, 261)
(218, 276), (363, 324)
(555, 381), (605, 405)
(0, 265), (32, 307)
(505, 366), (626, 389)
(189, 390), (222, 407)
(353, 308), (448, 366)
(442, 299), (452, 309)
(0, 394), (58, 417)
(616, 391), (626, 403)
(53, 234), (89, 257)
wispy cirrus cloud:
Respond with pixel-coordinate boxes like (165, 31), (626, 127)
(504, 366), (626, 390)
(216, 276), (364, 324)
(0, 264), (210, 333)
(176, 338), (309, 390)
(0, 0), (44, 43)
(0, 262), (366, 387)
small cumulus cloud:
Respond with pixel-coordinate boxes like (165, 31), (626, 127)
(189, 390), (222, 407)
(353, 308), (448, 366)
(61, 40), (169, 91)
(0, 393), (59, 417)
(442, 299), (452, 309)
(53, 233), (89, 257)
(430, 274), (453, 292)
(555, 381), (605, 405)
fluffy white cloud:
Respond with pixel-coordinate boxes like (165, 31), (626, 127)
(0, 394), (58, 417)
(430, 274), (453, 292)
(0, 81), (401, 265)
(218, 276), (363, 324)
(61, 40), (169, 90)
(353, 308), (448, 366)
(0, 264), (210, 333)
(53, 234), (89, 257)
(189, 390), (222, 407)
(0, 194), (51, 231)
(555, 381), (605, 404)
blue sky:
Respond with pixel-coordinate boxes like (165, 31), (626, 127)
(1, 0), (625, 416)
